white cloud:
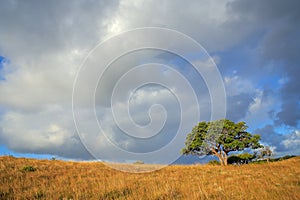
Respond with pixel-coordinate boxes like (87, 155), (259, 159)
(224, 75), (256, 96)
(282, 130), (300, 149)
(242, 90), (278, 129)
(0, 107), (89, 158)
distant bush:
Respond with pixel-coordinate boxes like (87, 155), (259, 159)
(228, 153), (256, 165)
(33, 191), (45, 199)
(8, 154), (15, 158)
(250, 160), (267, 164)
(276, 155), (296, 161)
(133, 160), (144, 164)
(22, 166), (36, 172)
(0, 191), (10, 199)
(208, 160), (220, 165)
(251, 155), (296, 164)
(58, 194), (73, 200)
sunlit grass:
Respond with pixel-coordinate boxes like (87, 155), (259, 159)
(0, 156), (299, 199)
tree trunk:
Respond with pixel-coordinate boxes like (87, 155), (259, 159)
(223, 157), (228, 166)
(212, 147), (225, 165)
(223, 152), (228, 166)
(220, 151), (228, 166)
(217, 156), (224, 166)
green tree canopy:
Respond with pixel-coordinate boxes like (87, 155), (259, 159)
(181, 119), (263, 165)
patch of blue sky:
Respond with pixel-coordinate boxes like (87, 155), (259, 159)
(0, 55), (8, 81)
(0, 144), (63, 160)
(0, 145), (11, 155)
(257, 75), (282, 90)
(246, 119), (274, 134)
(0, 55), (4, 69)
(274, 124), (298, 135)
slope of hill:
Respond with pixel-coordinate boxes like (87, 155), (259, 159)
(0, 156), (299, 199)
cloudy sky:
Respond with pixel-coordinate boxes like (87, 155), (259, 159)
(0, 0), (299, 163)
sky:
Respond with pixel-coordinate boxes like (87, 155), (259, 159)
(0, 0), (299, 163)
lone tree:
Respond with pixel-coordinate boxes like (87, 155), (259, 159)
(181, 119), (263, 166)
(259, 146), (273, 163)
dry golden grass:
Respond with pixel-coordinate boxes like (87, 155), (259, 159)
(0, 156), (299, 200)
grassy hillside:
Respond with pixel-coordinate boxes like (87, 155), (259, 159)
(0, 156), (299, 200)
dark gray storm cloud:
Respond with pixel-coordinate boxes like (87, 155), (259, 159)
(226, 0), (300, 127)
(226, 93), (254, 122)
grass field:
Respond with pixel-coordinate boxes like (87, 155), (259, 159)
(0, 156), (299, 199)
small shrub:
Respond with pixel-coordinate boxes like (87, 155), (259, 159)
(0, 191), (10, 199)
(22, 166), (36, 172)
(250, 160), (267, 164)
(58, 194), (74, 200)
(34, 191), (45, 199)
(133, 160), (144, 164)
(208, 160), (220, 165)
